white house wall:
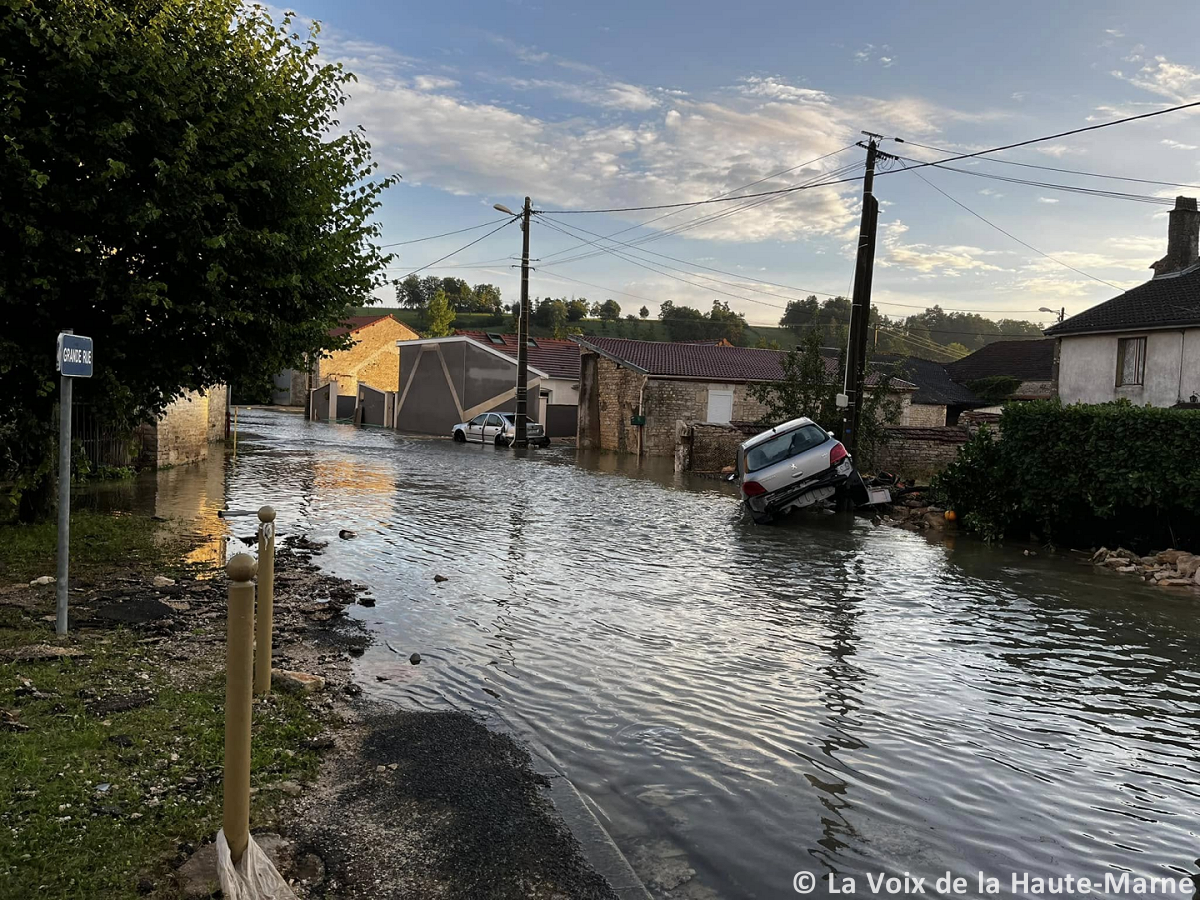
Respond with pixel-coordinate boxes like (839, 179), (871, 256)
(1058, 329), (1200, 406)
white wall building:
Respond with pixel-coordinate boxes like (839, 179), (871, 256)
(1048, 197), (1200, 408)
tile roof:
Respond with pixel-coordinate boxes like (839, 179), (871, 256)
(944, 339), (1056, 383)
(329, 314), (395, 338)
(576, 336), (914, 389)
(456, 331), (581, 380)
(1044, 263), (1200, 336)
(872, 355), (984, 407)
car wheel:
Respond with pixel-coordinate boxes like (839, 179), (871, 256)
(453, 430), (466, 443)
(495, 434), (509, 447)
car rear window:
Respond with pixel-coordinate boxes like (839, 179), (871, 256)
(744, 424), (829, 473)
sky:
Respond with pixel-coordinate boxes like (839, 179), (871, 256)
(284, 0), (1200, 329)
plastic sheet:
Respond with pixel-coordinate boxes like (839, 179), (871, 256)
(215, 830), (297, 900)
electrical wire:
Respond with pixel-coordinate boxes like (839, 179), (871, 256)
(378, 218), (513, 249)
(901, 163), (1124, 290)
(897, 139), (1200, 191)
(396, 217), (517, 279)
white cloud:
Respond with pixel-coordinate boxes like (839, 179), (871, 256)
(979, 188), (1004, 198)
(1037, 197), (1059, 204)
(1162, 138), (1198, 150)
(878, 220), (1007, 275)
(1105, 28), (1124, 37)
(413, 75), (459, 91)
(1116, 55), (1200, 101)
(1036, 144), (1088, 158)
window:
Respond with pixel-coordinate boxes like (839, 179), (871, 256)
(486, 413), (504, 427)
(744, 424), (829, 473)
(470, 414), (487, 426)
(706, 389), (734, 424)
(1116, 337), (1146, 387)
(486, 333), (505, 344)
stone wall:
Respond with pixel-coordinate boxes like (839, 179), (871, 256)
(140, 386), (228, 468)
(641, 380), (771, 456)
(595, 356), (647, 454)
(688, 423), (750, 473)
(877, 425), (968, 479)
(900, 402), (946, 427)
(318, 317), (419, 394)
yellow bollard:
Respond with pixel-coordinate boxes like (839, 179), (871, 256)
(253, 506), (276, 695)
(224, 553), (257, 865)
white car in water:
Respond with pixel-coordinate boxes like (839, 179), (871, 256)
(451, 412), (549, 447)
(737, 417), (855, 523)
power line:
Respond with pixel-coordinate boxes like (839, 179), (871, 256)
(397, 218), (517, 279)
(897, 139), (1200, 191)
(378, 218), (512, 249)
(886, 98), (1200, 174)
(902, 163), (1124, 291)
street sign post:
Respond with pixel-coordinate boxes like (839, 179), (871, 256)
(55, 331), (93, 635)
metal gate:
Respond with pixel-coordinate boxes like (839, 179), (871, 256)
(71, 401), (132, 470)
(355, 384), (389, 426)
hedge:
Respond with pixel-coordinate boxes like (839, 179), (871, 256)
(932, 400), (1200, 549)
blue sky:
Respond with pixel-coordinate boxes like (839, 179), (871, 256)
(289, 0), (1200, 327)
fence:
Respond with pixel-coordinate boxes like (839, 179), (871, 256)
(71, 401), (132, 471)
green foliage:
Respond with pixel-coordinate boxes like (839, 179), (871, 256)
(967, 375), (1022, 405)
(0, 1), (396, 518)
(397, 276), (502, 314)
(748, 330), (903, 470)
(567, 299), (589, 321)
(591, 299), (621, 321)
(659, 299), (747, 344)
(932, 400), (1200, 549)
(423, 290), (456, 337)
(639, 306), (650, 319)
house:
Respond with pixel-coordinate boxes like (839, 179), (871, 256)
(944, 338), (1056, 409)
(272, 314), (419, 405)
(134, 387), (228, 468)
(873, 355), (985, 426)
(574, 336), (915, 456)
(393, 334), (570, 437)
(1046, 196), (1200, 407)
(455, 331), (581, 435)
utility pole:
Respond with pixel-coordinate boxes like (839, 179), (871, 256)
(841, 133), (887, 461)
(514, 196), (533, 447)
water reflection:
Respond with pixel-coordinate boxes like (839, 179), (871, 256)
(93, 409), (1200, 900)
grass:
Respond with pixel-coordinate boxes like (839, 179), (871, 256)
(0, 510), (174, 585)
(0, 514), (324, 898)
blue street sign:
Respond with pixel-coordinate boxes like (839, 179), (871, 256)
(57, 333), (94, 378)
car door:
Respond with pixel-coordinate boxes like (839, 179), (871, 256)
(484, 413), (505, 443)
(467, 414), (488, 442)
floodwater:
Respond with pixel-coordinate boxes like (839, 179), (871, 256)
(90, 409), (1200, 899)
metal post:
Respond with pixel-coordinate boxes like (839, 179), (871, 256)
(55, 374), (73, 636)
(223, 553), (256, 865)
(514, 196), (532, 448)
(841, 135), (881, 459)
(253, 506), (276, 695)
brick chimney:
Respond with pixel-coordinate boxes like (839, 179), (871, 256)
(1151, 196), (1200, 276)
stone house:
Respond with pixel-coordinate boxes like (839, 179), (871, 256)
(943, 338), (1056, 410)
(273, 314), (419, 405)
(1046, 196), (1200, 407)
(136, 386), (228, 468)
(575, 336), (915, 457)
(874, 355), (985, 426)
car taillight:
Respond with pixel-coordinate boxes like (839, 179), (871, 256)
(742, 481), (767, 497)
(829, 442), (847, 466)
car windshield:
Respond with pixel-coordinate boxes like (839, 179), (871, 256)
(744, 424), (829, 473)
(501, 414), (536, 424)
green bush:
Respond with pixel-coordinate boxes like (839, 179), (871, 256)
(932, 400), (1200, 549)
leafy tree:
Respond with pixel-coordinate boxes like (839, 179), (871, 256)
(0, 1), (394, 519)
(749, 331), (902, 470)
(597, 299), (622, 321)
(660, 304), (709, 341)
(472, 283), (503, 315)
(439, 277), (475, 311)
(708, 300), (747, 345)
(423, 290), (456, 337)
(639, 306), (650, 319)
(566, 298), (589, 321)
(945, 342), (971, 358)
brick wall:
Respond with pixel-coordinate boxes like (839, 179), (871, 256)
(318, 317), (419, 394)
(141, 386), (228, 468)
(900, 402), (946, 427)
(877, 425), (968, 479)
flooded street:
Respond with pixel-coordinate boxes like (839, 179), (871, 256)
(95, 409), (1200, 898)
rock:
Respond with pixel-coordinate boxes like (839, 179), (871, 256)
(1158, 578), (1193, 587)
(376, 675), (389, 682)
(1091, 547), (1109, 563)
(923, 511), (946, 530)
(1156, 549), (1184, 565)
(1140, 556), (1158, 566)
(376, 765), (387, 773)
(409, 653), (421, 665)
(1176, 554), (1200, 578)
(358, 596), (375, 607)
(177, 834), (288, 899)
(1104, 557), (1130, 569)
(338, 529), (356, 539)
(272, 670), (325, 694)
(1023, 549), (1037, 557)
(1114, 547), (1140, 562)
(343, 683), (362, 697)
(275, 780), (302, 796)
(151, 576), (175, 588)
(1116, 565), (1138, 574)
(0, 644), (84, 662)
(433, 574), (449, 583)
(1195, 569), (1200, 585)
(293, 852), (325, 885)
(29, 576), (55, 586)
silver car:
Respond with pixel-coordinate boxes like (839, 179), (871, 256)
(737, 417), (854, 523)
(452, 412), (549, 447)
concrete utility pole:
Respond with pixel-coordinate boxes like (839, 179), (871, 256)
(841, 133), (882, 460)
(514, 196), (533, 447)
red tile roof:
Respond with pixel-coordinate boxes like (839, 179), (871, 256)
(329, 314), (394, 338)
(577, 336), (913, 389)
(456, 331), (581, 380)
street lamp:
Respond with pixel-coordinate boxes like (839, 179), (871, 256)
(1039, 306), (1065, 324)
(493, 203), (516, 216)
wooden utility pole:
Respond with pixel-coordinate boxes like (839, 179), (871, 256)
(514, 196), (532, 447)
(841, 134), (882, 460)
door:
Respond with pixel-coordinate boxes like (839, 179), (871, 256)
(467, 413), (488, 442)
(706, 389), (734, 424)
(484, 413), (505, 443)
